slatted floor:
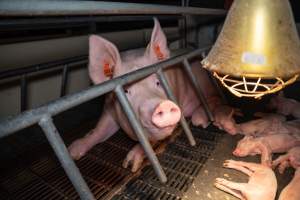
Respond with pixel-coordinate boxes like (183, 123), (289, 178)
(0, 123), (223, 200)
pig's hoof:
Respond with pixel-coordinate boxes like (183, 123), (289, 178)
(68, 139), (89, 160)
(123, 145), (145, 172)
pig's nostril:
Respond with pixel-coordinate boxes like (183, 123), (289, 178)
(158, 111), (163, 116)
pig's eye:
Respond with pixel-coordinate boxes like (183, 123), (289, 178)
(156, 81), (160, 87)
(125, 89), (129, 94)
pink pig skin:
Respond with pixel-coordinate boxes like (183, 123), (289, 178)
(68, 18), (220, 172)
(268, 92), (300, 118)
(236, 113), (286, 137)
(233, 134), (300, 167)
(272, 146), (300, 174)
(279, 168), (300, 200)
(215, 160), (277, 200)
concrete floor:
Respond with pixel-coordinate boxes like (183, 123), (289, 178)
(183, 134), (295, 200)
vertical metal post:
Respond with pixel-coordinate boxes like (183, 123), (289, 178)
(114, 85), (167, 183)
(60, 65), (68, 97)
(156, 69), (196, 146)
(182, 59), (214, 122)
(200, 52), (228, 104)
(38, 115), (95, 200)
(20, 74), (27, 112)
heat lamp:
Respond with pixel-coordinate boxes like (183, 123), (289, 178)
(202, 0), (300, 99)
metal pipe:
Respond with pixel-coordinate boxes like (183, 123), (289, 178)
(114, 85), (167, 183)
(60, 65), (68, 97)
(0, 1), (226, 16)
(182, 59), (214, 121)
(20, 74), (27, 112)
(38, 115), (95, 200)
(157, 68), (196, 146)
(0, 47), (210, 138)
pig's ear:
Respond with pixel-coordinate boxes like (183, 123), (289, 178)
(145, 18), (170, 61)
(89, 35), (122, 84)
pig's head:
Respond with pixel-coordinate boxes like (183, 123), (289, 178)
(88, 18), (181, 141)
(233, 136), (256, 157)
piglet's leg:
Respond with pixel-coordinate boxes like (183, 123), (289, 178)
(215, 178), (246, 200)
(278, 160), (291, 174)
(68, 111), (119, 160)
(123, 144), (145, 172)
(256, 142), (272, 167)
(223, 160), (253, 176)
(272, 154), (289, 169)
(225, 160), (264, 172)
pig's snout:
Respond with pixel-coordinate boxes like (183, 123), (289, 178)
(233, 149), (240, 156)
(152, 100), (181, 128)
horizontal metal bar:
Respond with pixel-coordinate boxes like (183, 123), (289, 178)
(0, 1), (226, 16)
(114, 85), (167, 183)
(183, 59), (214, 121)
(0, 47), (210, 138)
(38, 115), (95, 200)
(0, 16), (181, 28)
(156, 69), (196, 146)
(0, 56), (87, 80)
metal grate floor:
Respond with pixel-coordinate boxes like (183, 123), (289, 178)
(0, 125), (223, 200)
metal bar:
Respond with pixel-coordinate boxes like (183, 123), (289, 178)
(182, 59), (214, 122)
(20, 74), (27, 112)
(0, 47), (210, 138)
(114, 85), (167, 183)
(206, 70), (228, 104)
(0, 56), (87, 80)
(156, 68), (196, 146)
(38, 115), (95, 200)
(0, 1), (226, 16)
(60, 65), (68, 97)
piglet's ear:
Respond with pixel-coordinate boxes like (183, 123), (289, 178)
(145, 18), (170, 61)
(89, 35), (121, 84)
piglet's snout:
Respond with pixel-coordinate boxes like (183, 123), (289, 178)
(152, 100), (181, 128)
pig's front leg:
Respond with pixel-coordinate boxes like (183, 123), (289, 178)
(191, 106), (210, 128)
(68, 111), (119, 160)
(123, 144), (145, 172)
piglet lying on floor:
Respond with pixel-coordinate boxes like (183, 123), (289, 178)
(215, 160), (277, 200)
(268, 92), (300, 118)
(236, 112), (286, 137)
(233, 134), (300, 167)
(278, 168), (300, 200)
(272, 146), (300, 174)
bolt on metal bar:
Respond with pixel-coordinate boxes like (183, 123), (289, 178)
(0, 47), (210, 139)
(114, 85), (167, 183)
(60, 65), (69, 97)
(20, 74), (27, 112)
(182, 59), (214, 122)
(38, 115), (95, 200)
(156, 68), (196, 146)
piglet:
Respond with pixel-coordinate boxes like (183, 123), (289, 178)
(268, 92), (300, 118)
(213, 104), (241, 135)
(233, 134), (300, 167)
(236, 112), (286, 137)
(278, 168), (300, 200)
(215, 160), (277, 200)
(272, 146), (300, 174)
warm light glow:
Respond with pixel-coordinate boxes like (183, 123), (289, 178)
(252, 8), (265, 53)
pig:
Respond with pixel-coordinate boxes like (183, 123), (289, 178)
(233, 134), (300, 167)
(268, 92), (300, 118)
(278, 168), (300, 200)
(215, 160), (277, 200)
(68, 18), (221, 172)
(236, 113), (286, 137)
(272, 146), (300, 174)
